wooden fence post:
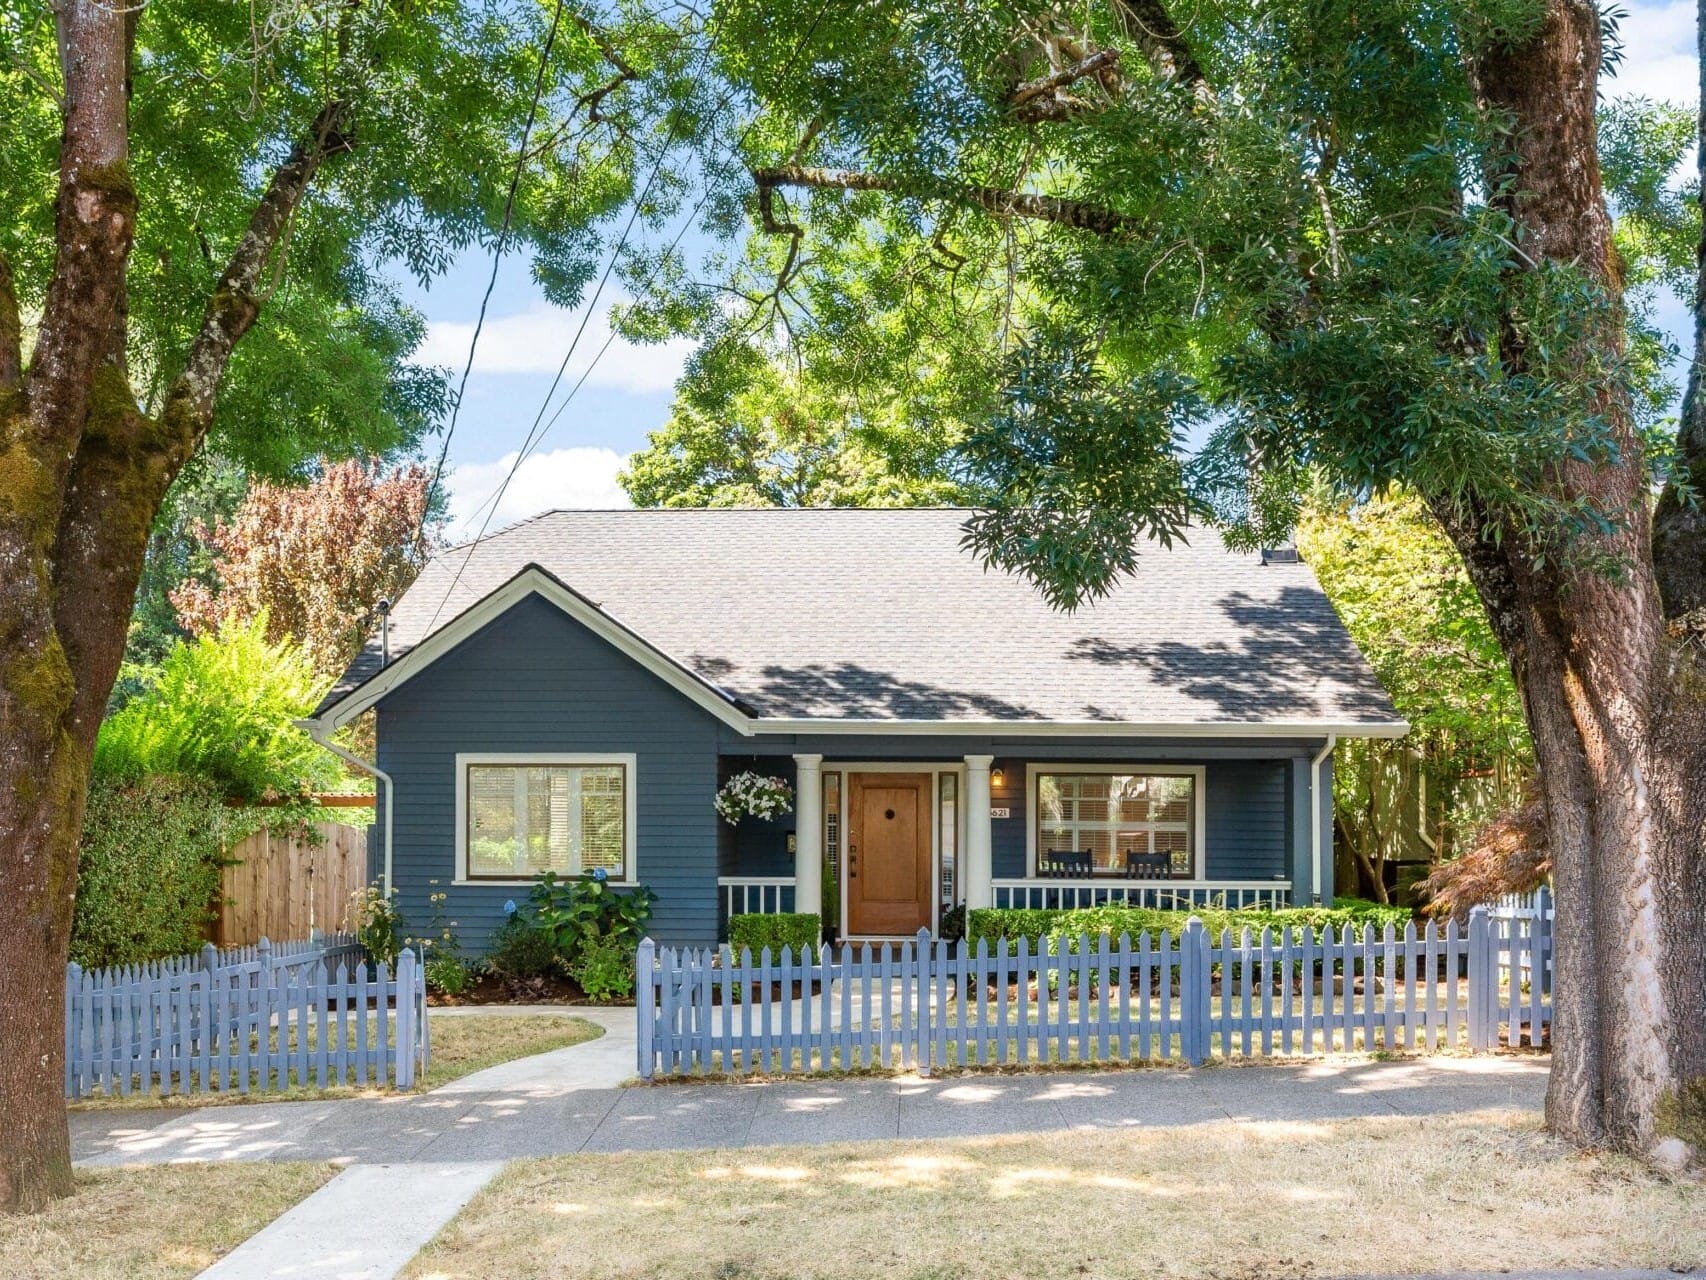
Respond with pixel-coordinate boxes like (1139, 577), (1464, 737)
(635, 938), (656, 1080)
(914, 928), (933, 1077)
(1467, 905), (1491, 1051)
(394, 948), (417, 1088)
(64, 962), (81, 1098)
(1183, 916), (1210, 1065)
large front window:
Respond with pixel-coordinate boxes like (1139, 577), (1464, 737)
(460, 757), (632, 881)
(1034, 770), (1199, 878)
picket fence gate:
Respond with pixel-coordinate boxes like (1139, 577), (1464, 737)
(638, 903), (1552, 1078)
(64, 936), (428, 1099)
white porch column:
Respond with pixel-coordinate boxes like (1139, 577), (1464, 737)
(964, 754), (994, 910)
(792, 754), (823, 935)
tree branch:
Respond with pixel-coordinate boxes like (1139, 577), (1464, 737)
(570, 13), (638, 124)
(1009, 49), (1122, 122)
(752, 165), (1137, 237)
(158, 99), (351, 445)
(26, 0), (135, 466)
(50, 98), (354, 737)
(1114, 0), (1211, 100)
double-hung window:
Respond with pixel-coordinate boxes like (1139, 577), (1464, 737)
(1031, 767), (1203, 879)
(457, 754), (636, 883)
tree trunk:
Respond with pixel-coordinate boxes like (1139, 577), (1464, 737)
(0, 6), (346, 1210)
(1456, 0), (1706, 1165)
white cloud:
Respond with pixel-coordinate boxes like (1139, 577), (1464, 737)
(1608, 1), (1697, 107)
(417, 295), (696, 395)
(446, 446), (631, 542)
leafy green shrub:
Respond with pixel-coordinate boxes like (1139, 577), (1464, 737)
(572, 934), (637, 1001)
(486, 913), (558, 979)
(728, 912), (820, 956)
(347, 883), (406, 967)
(410, 880), (474, 994)
(95, 613), (337, 803)
(71, 774), (237, 969)
(425, 953), (475, 996)
(527, 870), (656, 967)
(966, 898), (1415, 951)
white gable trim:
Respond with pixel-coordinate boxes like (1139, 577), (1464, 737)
(752, 718), (1409, 738)
(310, 567), (760, 735)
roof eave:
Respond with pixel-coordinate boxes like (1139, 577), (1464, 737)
(744, 718), (1410, 739)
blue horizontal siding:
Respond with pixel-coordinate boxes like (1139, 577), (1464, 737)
(375, 594), (722, 949)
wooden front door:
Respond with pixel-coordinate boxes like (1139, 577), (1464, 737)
(847, 772), (933, 936)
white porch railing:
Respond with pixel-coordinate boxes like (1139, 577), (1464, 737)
(718, 875), (796, 918)
(990, 879), (1293, 911)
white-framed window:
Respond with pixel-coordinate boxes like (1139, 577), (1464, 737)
(454, 753), (637, 884)
(1026, 764), (1206, 880)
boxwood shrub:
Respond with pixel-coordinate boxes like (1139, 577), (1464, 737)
(965, 897), (1413, 951)
(728, 912), (821, 957)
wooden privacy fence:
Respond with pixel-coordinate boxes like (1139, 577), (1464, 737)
(637, 904), (1553, 1078)
(217, 820), (370, 947)
(64, 935), (428, 1099)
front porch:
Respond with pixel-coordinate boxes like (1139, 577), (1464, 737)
(716, 747), (1322, 941)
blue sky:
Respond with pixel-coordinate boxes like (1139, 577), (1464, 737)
(412, 0), (1700, 540)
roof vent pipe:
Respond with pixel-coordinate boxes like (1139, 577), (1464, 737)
(377, 597), (392, 667)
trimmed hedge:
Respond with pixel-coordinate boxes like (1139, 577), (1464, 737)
(72, 774), (239, 969)
(728, 912), (821, 956)
(966, 897), (1414, 951)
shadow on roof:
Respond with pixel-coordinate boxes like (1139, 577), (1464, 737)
(737, 661), (1043, 721)
(1065, 587), (1393, 720)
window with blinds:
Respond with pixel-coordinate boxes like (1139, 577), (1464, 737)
(1034, 771), (1197, 878)
(464, 762), (628, 880)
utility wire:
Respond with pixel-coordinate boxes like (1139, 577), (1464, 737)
(425, 0), (835, 629)
(420, 0), (567, 530)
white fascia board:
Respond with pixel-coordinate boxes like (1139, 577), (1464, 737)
(312, 568), (758, 736)
(747, 718), (1411, 739)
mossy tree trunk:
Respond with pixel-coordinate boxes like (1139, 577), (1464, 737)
(1449, 0), (1706, 1164)
(0, 4), (348, 1212)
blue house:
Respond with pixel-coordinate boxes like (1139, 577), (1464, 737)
(303, 509), (1405, 947)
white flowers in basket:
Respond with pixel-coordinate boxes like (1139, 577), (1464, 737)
(715, 771), (794, 825)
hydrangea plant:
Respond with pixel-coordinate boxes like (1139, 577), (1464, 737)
(715, 771), (794, 825)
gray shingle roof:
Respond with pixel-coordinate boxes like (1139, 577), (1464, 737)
(318, 508), (1402, 729)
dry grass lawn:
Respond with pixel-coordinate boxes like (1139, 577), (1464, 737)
(0, 1162), (335, 1280)
(403, 1110), (1706, 1280)
(69, 1013), (602, 1108)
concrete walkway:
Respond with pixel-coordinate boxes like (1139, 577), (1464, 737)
(196, 1162), (502, 1280)
(77, 1054), (1548, 1169)
(430, 1004), (635, 1095)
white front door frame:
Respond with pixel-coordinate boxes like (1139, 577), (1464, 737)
(829, 761), (966, 940)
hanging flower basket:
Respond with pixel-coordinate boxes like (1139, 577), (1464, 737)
(716, 772), (794, 825)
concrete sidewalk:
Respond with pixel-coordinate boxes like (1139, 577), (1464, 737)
(77, 1054), (1548, 1169)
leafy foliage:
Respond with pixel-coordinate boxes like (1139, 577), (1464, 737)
(94, 615), (337, 803)
(486, 914), (560, 982)
(346, 884), (407, 969)
(170, 460), (438, 677)
(1297, 491), (1531, 895)
(639, 0), (1694, 595)
(70, 776), (236, 969)
(966, 898), (1415, 952)
(526, 871), (656, 965)
(727, 913), (821, 957)
(571, 934), (638, 1001)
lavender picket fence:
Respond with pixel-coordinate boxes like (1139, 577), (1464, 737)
(638, 903), (1552, 1078)
(64, 935), (428, 1099)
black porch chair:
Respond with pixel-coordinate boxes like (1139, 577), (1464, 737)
(1123, 850), (1174, 880)
(1039, 848), (1094, 878)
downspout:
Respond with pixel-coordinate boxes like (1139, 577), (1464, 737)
(299, 719), (394, 896)
(1309, 734), (1336, 904)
